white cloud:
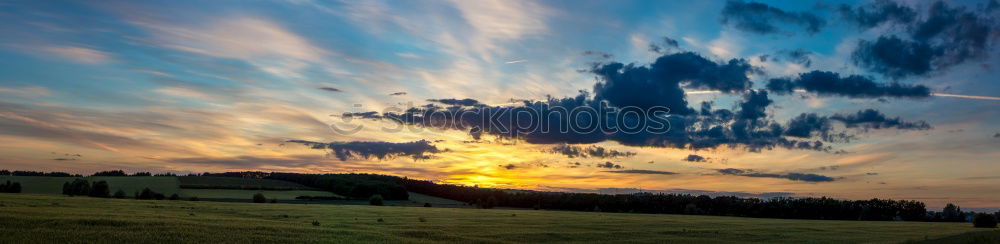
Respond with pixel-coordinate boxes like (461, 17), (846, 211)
(42, 46), (113, 64)
(132, 17), (333, 78)
(0, 86), (52, 97)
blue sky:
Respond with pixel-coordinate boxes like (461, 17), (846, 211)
(0, 0), (998, 209)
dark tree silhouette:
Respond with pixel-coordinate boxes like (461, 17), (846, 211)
(369, 194), (384, 206)
(0, 181), (21, 193)
(972, 213), (997, 228)
(89, 181), (110, 198)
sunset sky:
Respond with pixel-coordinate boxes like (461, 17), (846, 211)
(1, 0), (998, 209)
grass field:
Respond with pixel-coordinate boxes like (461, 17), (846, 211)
(177, 176), (315, 190)
(179, 189), (340, 201)
(0, 193), (994, 243)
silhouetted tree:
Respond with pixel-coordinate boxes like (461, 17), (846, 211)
(0, 181), (21, 193)
(113, 189), (127, 199)
(253, 193), (266, 203)
(136, 187), (160, 200)
(942, 203), (966, 222)
(63, 179), (91, 196)
(169, 193), (180, 200)
(92, 170), (126, 177)
(89, 181), (110, 198)
(972, 213), (997, 228)
(369, 194), (384, 206)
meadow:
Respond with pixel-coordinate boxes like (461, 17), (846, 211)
(0, 193), (995, 243)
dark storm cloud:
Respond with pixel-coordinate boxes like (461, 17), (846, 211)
(830, 109), (931, 130)
(318, 87), (342, 92)
(838, 0), (917, 29)
(683, 154), (707, 162)
(766, 70), (931, 98)
(649, 36), (681, 53)
(605, 169), (677, 175)
(779, 49), (813, 67)
(852, 36), (940, 78)
(783, 113), (836, 139)
(582, 50), (613, 59)
(994, 132), (1000, 138)
(720, 0), (826, 35)
(549, 144), (636, 159)
(339, 50), (930, 153)
(736, 90), (772, 120)
(286, 140), (441, 161)
(596, 162), (622, 169)
(591, 52), (756, 114)
(427, 98), (483, 107)
(389, 92), (407, 96)
(716, 168), (835, 182)
(846, 1), (998, 78)
(341, 111), (382, 119)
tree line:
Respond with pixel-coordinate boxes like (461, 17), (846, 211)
(1, 169), (180, 177)
(204, 172), (409, 200)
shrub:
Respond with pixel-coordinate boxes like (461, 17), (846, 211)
(0, 181), (21, 193)
(253, 193), (266, 203)
(311, 220), (320, 226)
(423, 202), (432, 207)
(973, 213), (998, 228)
(63, 179), (91, 196)
(89, 181), (110, 198)
(113, 190), (127, 199)
(369, 194), (384, 206)
(168, 194), (180, 200)
(418, 217), (427, 222)
(189, 196), (200, 201)
(137, 187), (159, 200)
(270, 198), (277, 203)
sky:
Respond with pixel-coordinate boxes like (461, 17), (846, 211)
(1, 0), (998, 209)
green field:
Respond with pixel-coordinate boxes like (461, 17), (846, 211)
(177, 176), (315, 190)
(0, 193), (994, 243)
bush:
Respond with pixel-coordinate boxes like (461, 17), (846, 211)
(253, 193), (266, 203)
(0, 181), (21, 193)
(973, 213), (998, 228)
(63, 179), (91, 196)
(89, 181), (110, 198)
(189, 196), (200, 201)
(113, 190), (127, 199)
(136, 187), (160, 200)
(168, 194), (180, 200)
(369, 194), (384, 206)
(270, 198), (277, 203)
(423, 202), (432, 207)
(311, 220), (320, 226)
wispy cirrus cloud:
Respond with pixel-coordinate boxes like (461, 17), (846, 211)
(41, 46), (113, 64)
(129, 16), (335, 78)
